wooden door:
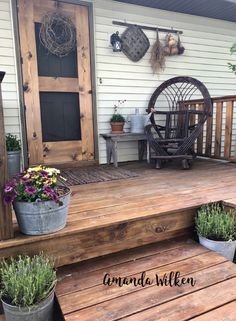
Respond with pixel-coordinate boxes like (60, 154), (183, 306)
(18, 0), (94, 165)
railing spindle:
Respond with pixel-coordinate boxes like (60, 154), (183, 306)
(197, 103), (204, 155)
(224, 100), (233, 159)
(214, 101), (223, 158)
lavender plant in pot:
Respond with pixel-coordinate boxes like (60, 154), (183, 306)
(0, 254), (57, 321)
(3, 166), (70, 235)
(6, 134), (21, 178)
(195, 203), (236, 261)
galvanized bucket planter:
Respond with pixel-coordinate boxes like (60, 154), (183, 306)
(198, 234), (236, 261)
(130, 114), (145, 133)
(13, 186), (71, 235)
(1, 290), (54, 321)
(7, 150), (21, 178)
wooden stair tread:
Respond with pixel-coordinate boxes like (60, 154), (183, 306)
(191, 301), (236, 320)
(2, 159), (236, 268)
(56, 238), (236, 320)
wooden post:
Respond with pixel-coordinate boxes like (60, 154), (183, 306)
(0, 71), (14, 240)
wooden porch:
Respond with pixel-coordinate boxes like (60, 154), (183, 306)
(1, 158), (236, 266)
(2, 69), (236, 318)
(1, 159), (236, 320)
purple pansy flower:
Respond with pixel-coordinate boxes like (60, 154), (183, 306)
(4, 194), (14, 204)
(7, 179), (17, 188)
(4, 185), (13, 193)
(39, 170), (48, 177)
(43, 185), (53, 193)
(4, 192), (17, 204)
(25, 186), (37, 195)
(20, 177), (29, 183)
(51, 192), (59, 202)
(43, 185), (59, 201)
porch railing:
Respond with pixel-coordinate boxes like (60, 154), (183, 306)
(188, 95), (236, 161)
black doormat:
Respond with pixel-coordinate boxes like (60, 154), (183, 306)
(58, 166), (139, 186)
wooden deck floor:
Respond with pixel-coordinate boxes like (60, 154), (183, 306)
(1, 159), (236, 267)
(56, 237), (236, 321)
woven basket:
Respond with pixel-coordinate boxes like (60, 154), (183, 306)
(121, 25), (150, 62)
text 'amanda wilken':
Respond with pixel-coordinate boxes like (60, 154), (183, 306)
(103, 271), (196, 288)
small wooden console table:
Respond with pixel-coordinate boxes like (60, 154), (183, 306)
(100, 133), (149, 167)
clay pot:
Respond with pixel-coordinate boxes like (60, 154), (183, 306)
(110, 122), (125, 134)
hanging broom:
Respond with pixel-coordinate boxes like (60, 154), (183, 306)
(150, 28), (165, 73)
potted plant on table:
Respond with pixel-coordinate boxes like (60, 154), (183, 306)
(0, 254), (56, 321)
(110, 99), (126, 134)
(3, 166), (70, 236)
(195, 203), (236, 261)
(6, 134), (21, 178)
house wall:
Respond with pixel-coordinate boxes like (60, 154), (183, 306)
(1, 0), (236, 164)
(93, 0), (236, 163)
(0, 0), (21, 139)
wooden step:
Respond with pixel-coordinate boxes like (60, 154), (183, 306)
(1, 159), (236, 268)
(56, 237), (236, 320)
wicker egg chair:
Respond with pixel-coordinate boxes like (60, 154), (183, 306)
(145, 76), (212, 169)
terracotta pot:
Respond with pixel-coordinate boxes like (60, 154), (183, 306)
(110, 122), (125, 134)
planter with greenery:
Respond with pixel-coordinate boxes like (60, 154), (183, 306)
(0, 254), (57, 321)
(228, 43), (236, 74)
(3, 166), (71, 235)
(110, 100), (126, 134)
(195, 203), (236, 261)
(6, 134), (21, 178)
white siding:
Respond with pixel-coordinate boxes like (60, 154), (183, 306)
(2, 0), (236, 164)
(93, 0), (236, 163)
(0, 0), (21, 139)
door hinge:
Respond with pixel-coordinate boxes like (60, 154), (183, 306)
(20, 57), (23, 64)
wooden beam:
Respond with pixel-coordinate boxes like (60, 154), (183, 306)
(0, 71), (14, 240)
(39, 77), (79, 92)
(76, 5), (94, 161)
(18, 0), (44, 165)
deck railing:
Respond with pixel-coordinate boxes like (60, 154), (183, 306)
(188, 95), (236, 161)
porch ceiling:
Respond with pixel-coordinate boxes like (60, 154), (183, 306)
(114, 0), (236, 23)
